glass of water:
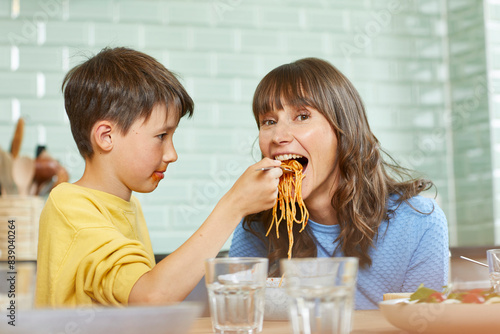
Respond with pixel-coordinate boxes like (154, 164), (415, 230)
(280, 257), (359, 334)
(205, 257), (268, 334)
(487, 249), (500, 293)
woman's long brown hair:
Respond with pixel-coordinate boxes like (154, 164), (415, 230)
(243, 58), (432, 274)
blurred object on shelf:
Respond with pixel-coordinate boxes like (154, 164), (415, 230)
(36, 145), (46, 158)
(12, 156), (36, 196)
(9, 117), (24, 159)
(0, 119), (69, 197)
(0, 195), (43, 261)
(32, 149), (69, 196)
(0, 148), (16, 195)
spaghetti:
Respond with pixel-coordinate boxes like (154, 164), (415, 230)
(266, 159), (309, 259)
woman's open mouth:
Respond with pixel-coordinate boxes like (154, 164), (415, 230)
(274, 154), (309, 173)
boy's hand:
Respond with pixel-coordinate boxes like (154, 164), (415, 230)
(224, 158), (282, 218)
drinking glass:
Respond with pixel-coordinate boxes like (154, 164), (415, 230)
(205, 257), (268, 334)
(487, 249), (500, 293)
(280, 257), (359, 334)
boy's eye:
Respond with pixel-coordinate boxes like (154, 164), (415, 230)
(297, 114), (309, 121)
(157, 133), (167, 140)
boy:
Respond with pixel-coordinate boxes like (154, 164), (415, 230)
(35, 47), (282, 307)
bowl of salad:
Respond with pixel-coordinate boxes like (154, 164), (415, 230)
(379, 284), (500, 334)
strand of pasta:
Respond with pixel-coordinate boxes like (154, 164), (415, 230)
(265, 159), (309, 259)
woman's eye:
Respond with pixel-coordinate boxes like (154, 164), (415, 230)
(157, 133), (167, 140)
(297, 114), (309, 121)
(260, 119), (276, 126)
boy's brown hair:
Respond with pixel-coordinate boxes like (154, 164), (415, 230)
(62, 47), (194, 159)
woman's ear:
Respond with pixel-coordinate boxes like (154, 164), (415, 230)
(92, 120), (114, 153)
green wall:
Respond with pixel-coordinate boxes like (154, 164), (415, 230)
(1, 0), (498, 252)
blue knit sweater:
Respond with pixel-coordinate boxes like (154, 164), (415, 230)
(228, 195), (449, 309)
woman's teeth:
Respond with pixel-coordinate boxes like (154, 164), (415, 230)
(275, 154), (303, 161)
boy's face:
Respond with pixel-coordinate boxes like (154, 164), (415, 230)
(112, 103), (179, 194)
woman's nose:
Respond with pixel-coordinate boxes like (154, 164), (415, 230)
(273, 121), (293, 144)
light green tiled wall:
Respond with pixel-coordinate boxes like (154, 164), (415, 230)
(447, 0), (494, 245)
(485, 0), (500, 243)
(2, 0), (493, 252)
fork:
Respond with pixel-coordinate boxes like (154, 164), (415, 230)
(256, 166), (294, 173)
(460, 256), (488, 267)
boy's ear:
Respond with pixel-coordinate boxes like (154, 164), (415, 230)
(92, 120), (114, 152)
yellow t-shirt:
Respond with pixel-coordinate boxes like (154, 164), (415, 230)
(35, 183), (155, 308)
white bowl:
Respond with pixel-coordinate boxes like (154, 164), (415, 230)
(264, 277), (290, 321)
(379, 298), (500, 334)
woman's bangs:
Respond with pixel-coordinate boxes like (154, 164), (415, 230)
(253, 71), (313, 119)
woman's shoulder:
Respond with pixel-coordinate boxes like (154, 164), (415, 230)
(229, 218), (268, 257)
(389, 194), (442, 216)
(238, 217), (268, 234)
(381, 195), (448, 242)
(386, 195), (447, 230)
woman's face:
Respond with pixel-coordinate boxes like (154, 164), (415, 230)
(258, 104), (339, 204)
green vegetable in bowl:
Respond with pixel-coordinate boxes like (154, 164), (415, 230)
(409, 284), (447, 303)
(409, 284), (500, 304)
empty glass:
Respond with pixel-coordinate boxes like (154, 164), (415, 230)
(205, 257), (268, 334)
(280, 257), (359, 334)
(487, 249), (500, 293)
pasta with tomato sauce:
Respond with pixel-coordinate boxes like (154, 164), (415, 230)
(266, 159), (309, 258)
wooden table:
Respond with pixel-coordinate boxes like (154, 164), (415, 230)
(189, 310), (408, 333)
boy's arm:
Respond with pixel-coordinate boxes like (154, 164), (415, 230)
(128, 157), (282, 304)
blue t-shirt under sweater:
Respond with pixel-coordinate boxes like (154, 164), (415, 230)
(228, 195), (449, 310)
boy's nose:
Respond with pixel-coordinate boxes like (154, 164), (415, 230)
(163, 143), (178, 163)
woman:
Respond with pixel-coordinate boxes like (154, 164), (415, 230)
(228, 57), (449, 310)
